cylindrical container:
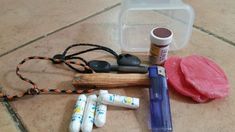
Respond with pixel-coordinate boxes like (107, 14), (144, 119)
(94, 90), (108, 127)
(69, 94), (87, 132)
(149, 27), (173, 65)
(148, 66), (173, 132)
(98, 93), (139, 109)
(81, 94), (97, 132)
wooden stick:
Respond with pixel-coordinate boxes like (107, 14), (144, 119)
(72, 73), (150, 89)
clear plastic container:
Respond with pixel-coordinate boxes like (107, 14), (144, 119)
(119, 0), (194, 52)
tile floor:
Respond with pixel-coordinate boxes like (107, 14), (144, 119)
(0, 0), (234, 132)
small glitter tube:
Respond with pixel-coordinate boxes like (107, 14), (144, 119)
(81, 94), (97, 132)
(94, 90), (108, 127)
(69, 94), (87, 132)
(98, 93), (139, 109)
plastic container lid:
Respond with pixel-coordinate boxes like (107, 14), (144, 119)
(119, 0), (194, 52)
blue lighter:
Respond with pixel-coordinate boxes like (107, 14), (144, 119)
(148, 66), (173, 132)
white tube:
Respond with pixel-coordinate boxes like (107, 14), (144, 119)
(81, 94), (97, 132)
(69, 94), (87, 132)
(98, 93), (139, 109)
(94, 90), (108, 127)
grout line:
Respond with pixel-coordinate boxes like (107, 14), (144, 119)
(47, 3), (120, 37)
(193, 25), (235, 46)
(1, 84), (26, 131)
(2, 101), (28, 132)
(0, 3), (121, 58)
(0, 36), (45, 58)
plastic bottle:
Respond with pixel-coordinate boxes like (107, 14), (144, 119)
(149, 27), (173, 65)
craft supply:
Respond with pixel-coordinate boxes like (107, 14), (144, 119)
(69, 94), (87, 132)
(148, 66), (173, 132)
(180, 55), (229, 98)
(88, 60), (148, 73)
(52, 43), (119, 72)
(1, 43), (146, 101)
(98, 93), (139, 109)
(164, 55), (229, 101)
(94, 90), (108, 127)
(117, 53), (141, 66)
(81, 95), (97, 132)
(54, 43), (144, 73)
(0, 56), (94, 101)
(72, 73), (150, 89)
(164, 56), (209, 102)
(149, 27), (173, 65)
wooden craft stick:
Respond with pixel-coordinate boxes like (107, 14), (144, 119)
(72, 73), (150, 89)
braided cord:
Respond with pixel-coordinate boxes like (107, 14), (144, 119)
(0, 56), (94, 101)
(0, 43), (119, 101)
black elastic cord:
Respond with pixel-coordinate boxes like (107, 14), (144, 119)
(53, 43), (119, 73)
(63, 43), (119, 59)
(66, 56), (88, 65)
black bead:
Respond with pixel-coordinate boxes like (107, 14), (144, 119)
(117, 54), (141, 66)
(88, 60), (111, 72)
(52, 54), (65, 64)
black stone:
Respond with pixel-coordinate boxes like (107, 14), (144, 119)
(88, 60), (111, 72)
(117, 54), (141, 66)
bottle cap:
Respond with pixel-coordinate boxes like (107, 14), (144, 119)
(150, 27), (173, 46)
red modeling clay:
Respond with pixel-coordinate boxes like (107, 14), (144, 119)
(165, 56), (209, 102)
(180, 55), (229, 98)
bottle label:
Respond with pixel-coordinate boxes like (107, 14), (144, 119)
(71, 96), (86, 122)
(150, 44), (169, 65)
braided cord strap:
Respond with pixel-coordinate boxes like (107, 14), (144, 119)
(0, 56), (94, 101)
